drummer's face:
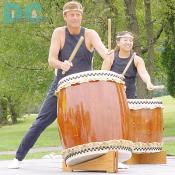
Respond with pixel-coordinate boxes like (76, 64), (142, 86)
(117, 34), (133, 52)
(64, 11), (82, 28)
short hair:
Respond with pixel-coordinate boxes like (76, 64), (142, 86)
(63, 1), (83, 15)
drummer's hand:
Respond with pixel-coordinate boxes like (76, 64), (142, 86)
(61, 60), (73, 72)
(105, 51), (114, 65)
(106, 49), (114, 55)
(146, 82), (155, 90)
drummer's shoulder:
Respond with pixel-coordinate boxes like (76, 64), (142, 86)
(135, 55), (144, 62)
(52, 26), (66, 35)
(134, 54), (145, 66)
(84, 28), (100, 37)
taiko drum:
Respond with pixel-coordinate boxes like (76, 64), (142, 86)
(127, 99), (163, 153)
(56, 70), (130, 149)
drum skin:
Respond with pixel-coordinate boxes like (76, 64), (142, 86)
(128, 101), (163, 143)
(57, 80), (129, 149)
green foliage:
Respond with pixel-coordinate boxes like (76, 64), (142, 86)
(161, 43), (175, 97)
(0, 23), (53, 122)
(160, 0), (175, 97)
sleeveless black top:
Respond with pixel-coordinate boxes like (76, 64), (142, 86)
(56, 27), (93, 79)
(111, 52), (137, 98)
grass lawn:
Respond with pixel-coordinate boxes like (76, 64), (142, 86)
(157, 96), (175, 137)
(163, 141), (175, 155)
(0, 95), (174, 159)
(0, 114), (60, 152)
(159, 95), (175, 155)
(0, 151), (61, 160)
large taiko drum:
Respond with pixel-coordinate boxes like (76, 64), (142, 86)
(127, 99), (164, 153)
(56, 70), (132, 165)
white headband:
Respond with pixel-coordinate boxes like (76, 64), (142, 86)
(116, 35), (134, 39)
(63, 8), (83, 15)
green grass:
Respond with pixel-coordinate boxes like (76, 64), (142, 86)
(0, 114), (60, 151)
(0, 151), (61, 160)
(154, 96), (175, 155)
(163, 141), (175, 155)
(157, 96), (175, 137)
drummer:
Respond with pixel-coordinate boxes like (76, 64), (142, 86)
(101, 31), (155, 99)
(9, 1), (109, 169)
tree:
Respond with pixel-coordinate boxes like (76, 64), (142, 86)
(0, 23), (53, 123)
(123, 0), (164, 98)
(0, 0), (70, 124)
(161, 0), (175, 97)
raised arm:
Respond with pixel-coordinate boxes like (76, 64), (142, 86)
(88, 29), (109, 60)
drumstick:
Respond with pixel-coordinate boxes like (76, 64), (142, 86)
(62, 36), (84, 74)
(121, 52), (136, 79)
(108, 18), (111, 51)
(101, 19), (112, 70)
(153, 85), (165, 90)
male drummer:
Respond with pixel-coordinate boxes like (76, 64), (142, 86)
(9, 1), (109, 169)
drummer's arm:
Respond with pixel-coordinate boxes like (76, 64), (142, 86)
(89, 29), (108, 60)
(135, 56), (154, 90)
(88, 30), (115, 70)
(48, 28), (71, 71)
(101, 52), (114, 70)
(48, 28), (62, 69)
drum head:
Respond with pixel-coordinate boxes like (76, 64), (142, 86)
(62, 140), (133, 166)
(56, 70), (124, 93)
(66, 150), (131, 166)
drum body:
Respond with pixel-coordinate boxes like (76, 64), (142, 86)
(56, 70), (129, 149)
(128, 99), (163, 153)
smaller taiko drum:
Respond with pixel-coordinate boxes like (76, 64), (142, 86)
(127, 99), (164, 153)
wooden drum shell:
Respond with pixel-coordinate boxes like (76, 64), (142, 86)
(56, 71), (129, 149)
(128, 99), (163, 143)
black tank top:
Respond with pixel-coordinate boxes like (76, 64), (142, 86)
(57, 27), (93, 80)
(111, 52), (137, 98)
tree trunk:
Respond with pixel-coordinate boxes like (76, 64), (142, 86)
(0, 97), (8, 124)
(124, 0), (147, 98)
(144, 0), (155, 98)
(7, 97), (18, 124)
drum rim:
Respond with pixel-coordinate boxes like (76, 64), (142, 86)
(66, 149), (132, 166)
(56, 70), (125, 93)
(62, 139), (133, 165)
(128, 99), (164, 109)
(133, 141), (163, 153)
(62, 139), (163, 165)
(128, 99), (163, 103)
